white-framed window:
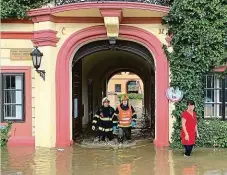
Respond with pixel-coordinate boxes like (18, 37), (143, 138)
(127, 81), (138, 94)
(204, 74), (226, 120)
(1, 73), (25, 122)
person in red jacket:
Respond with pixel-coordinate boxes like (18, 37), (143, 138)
(181, 100), (200, 157)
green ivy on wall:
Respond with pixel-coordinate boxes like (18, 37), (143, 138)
(0, 122), (12, 148)
(163, 0), (227, 148)
(1, 0), (51, 19)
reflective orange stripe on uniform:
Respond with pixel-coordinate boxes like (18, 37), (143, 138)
(118, 105), (132, 127)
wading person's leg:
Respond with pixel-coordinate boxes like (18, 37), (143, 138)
(125, 127), (132, 140)
(107, 131), (113, 141)
(98, 131), (105, 141)
(188, 145), (194, 155)
(184, 145), (193, 156)
(118, 127), (124, 143)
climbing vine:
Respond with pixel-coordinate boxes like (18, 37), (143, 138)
(0, 122), (12, 148)
(1, 0), (51, 19)
(163, 0), (227, 148)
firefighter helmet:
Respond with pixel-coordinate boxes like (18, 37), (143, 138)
(121, 94), (129, 101)
(102, 97), (110, 103)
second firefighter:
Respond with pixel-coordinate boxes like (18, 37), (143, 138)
(113, 94), (137, 143)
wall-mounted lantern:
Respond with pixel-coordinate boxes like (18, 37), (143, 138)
(30, 46), (45, 80)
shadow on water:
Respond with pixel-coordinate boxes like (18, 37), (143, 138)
(1, 143), (227, 175)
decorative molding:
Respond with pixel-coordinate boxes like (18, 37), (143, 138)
(28, 7), (51, 17)
(28, 2), (169, 17)
(31, 16), (104, 23)
(0, 30), (60, 47)
(100, 9), (123, 22)
(1, 18), (33, 24)
(100, 9), (123, 38)
(104, 17), (120, 38)
(53, 17), (104, 23)
(31, 14), (56, 23)
(122, 17), (162, 24)
(23, 16), (162, 24)
(0, 32), (33, 39)
(32, 30), (60, 47)
(1, 16), (162, 24)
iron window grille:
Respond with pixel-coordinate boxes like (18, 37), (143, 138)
(204, 74), (227, 120)
(1, 73), (25, 122)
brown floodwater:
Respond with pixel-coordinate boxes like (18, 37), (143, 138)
(1, 141), (227, 175)
(1, 99), (227, 175)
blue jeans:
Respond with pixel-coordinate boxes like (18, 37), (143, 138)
(184, 145), (194, 156)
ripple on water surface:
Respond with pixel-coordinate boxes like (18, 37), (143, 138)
(1, 141), (227, 175)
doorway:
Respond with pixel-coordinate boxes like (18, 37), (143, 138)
(55, 25), (169, 147)
(71, 40), (155, 141)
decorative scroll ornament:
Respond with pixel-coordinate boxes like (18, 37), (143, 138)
(104, 17), (119, 38)
(166, 87), (183, 102)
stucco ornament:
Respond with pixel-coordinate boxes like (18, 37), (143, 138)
(166, 87), (183, 102)
(104, 17), (119, 38)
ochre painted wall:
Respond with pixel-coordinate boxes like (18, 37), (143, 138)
(0, 19), (174, 147)
(1, 38), (35, 144)
(1, 24), (33, 32)
(108, 73), (144, 94)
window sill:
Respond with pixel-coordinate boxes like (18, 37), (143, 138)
(203, 118), (227, 121)
(1, 119), (26, 123)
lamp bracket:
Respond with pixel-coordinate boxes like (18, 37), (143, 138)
(36, 70), (46, 81)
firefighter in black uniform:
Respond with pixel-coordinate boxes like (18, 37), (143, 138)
(92, 97), (115, 141)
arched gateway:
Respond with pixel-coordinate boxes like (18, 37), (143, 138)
(56, 25), (169, 147)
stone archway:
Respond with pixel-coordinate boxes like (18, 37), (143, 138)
(55, 25), (169, 147)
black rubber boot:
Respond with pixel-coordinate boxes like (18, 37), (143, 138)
(118, 137), (123, 143)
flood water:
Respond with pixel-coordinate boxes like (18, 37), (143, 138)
(1, 99), (227, 174)
(1, 143), (227, 175)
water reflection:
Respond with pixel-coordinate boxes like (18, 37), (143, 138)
(1, 147), (35, 175)
(182, 165), (196, 175)
(1, 142), (227, 175)
(118, 163), (132, 175)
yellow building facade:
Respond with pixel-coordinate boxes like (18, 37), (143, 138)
(0, 1), (175, 148)
(108, 72), (144, 94)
